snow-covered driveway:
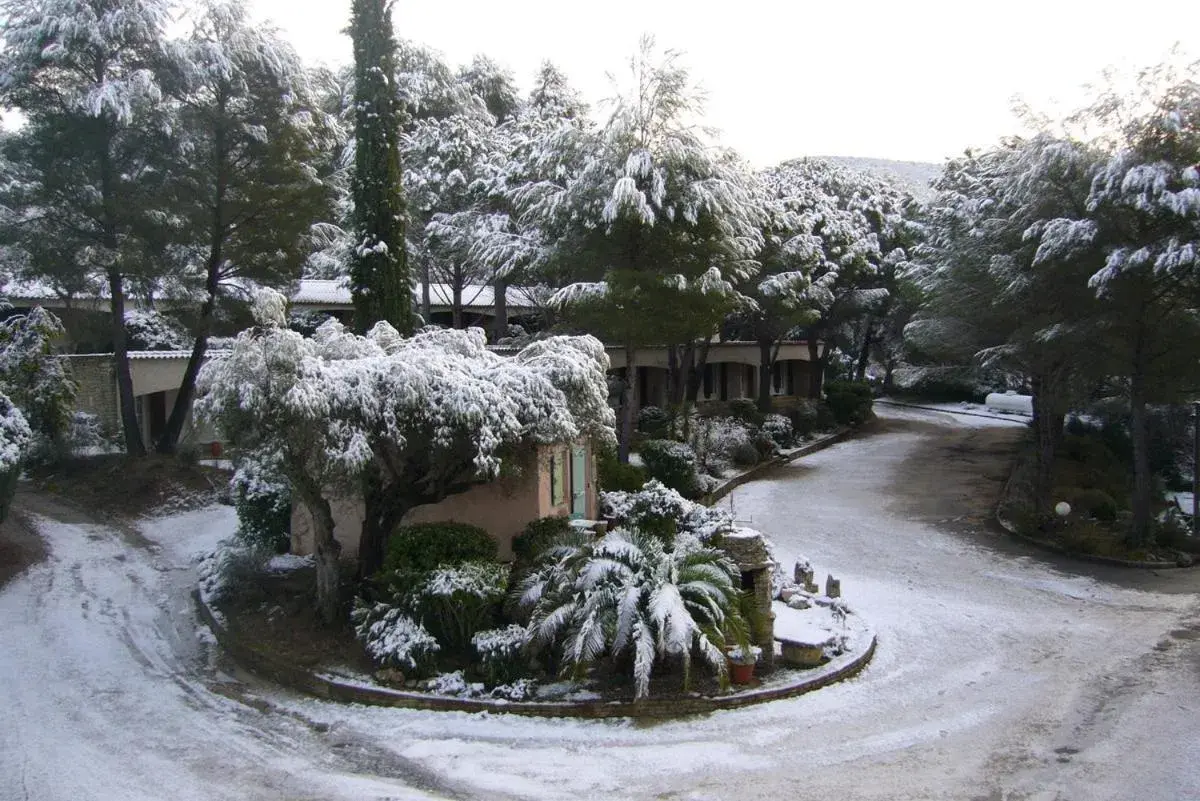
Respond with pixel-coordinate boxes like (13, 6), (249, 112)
(3, 405), (1198, 800)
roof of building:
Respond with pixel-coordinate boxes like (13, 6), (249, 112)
(2, 277), (546, 313)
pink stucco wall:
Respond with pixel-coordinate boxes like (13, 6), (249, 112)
(290, 441), (597, 562)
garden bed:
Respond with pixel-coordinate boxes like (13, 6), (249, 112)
(196, 570), (876, 719)
(997, 440), (1196, 568)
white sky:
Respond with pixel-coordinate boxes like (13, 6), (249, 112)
(253, 0), (1193, 166)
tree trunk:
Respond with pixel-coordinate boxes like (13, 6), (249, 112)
(358, 472), (408, 579)
(806, 338), (824, 399)
(854, 316), (875, 382)
(757, 338), (774, 413)
(108, 268), (145, 456)
(452, 273), (463, 329)
(686, 339), (711, 404)
(157, 283), (218, 454)
(492, 275), (508, 342)
(1128, 360), (1153, 547)
(312, 499), (342, 625)
(421, 261), (431, 324)
(618, 345), (637, 464)
(294, 479), (341, 624)
(1029, 374), (1064, 523)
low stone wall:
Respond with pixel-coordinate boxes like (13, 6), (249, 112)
(195, 589), (876, 719)
(704, 427), (852, 505)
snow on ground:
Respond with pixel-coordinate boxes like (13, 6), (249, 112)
(0, 502), (442, 801)
(4, 404), (1200, 801)
(877, 398), (1030, 428)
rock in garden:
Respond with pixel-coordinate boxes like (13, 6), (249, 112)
(786, 595), (810, 610)
(793, 558), (814, 586)
(826, 575), (841, 598)
(375, 668), (405, 686)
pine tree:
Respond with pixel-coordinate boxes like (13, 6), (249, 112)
(348, 0), (412, 336)
(0, 0), (176, 456)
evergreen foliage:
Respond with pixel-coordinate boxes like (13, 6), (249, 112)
(348, 0), (412, 335)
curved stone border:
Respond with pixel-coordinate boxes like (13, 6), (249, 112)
(704, 427), (853, 505)
(994, 453), (1190, 570)
(195, 589), (876, 719)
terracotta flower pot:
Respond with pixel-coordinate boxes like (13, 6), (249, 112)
(729, 660), (756, 685)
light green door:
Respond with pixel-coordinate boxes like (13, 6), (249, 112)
(570, 446), (587, 519)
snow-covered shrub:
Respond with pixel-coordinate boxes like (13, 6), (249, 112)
(639, 439), (700, 497)
(726, 398), (764, 427)
(0, 393), (32, 523)
(472, 624), (532, 685)
(231, 454), (291, 553)
(424, 670), (485, 697)
(729, 439), (761, 467)
(636, 405), (672, 437)
(125, 309), (190, 351)
(196, 291), (616, 621)
(601, 480), (734, 543)
(490, 678), (537, 701)
(416, 561), (509, 653)
(761, 414), (794, 448)
(66, 411), (116, 455)
(0, 307), (76, 461)
(688, 416), (755, 476)
(518, 529), (747, 699)
(197, 539), (269, 605)
(351, 601), (441, 676)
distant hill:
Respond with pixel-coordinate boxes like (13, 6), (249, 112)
(820, 156), (943, 201)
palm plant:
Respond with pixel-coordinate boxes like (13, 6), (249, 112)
(517, 528), (748, 699)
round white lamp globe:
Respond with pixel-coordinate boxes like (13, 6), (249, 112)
(1055, 501), (1072, 517)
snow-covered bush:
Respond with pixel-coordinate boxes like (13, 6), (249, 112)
(197, 539), (269, 605)
(66, 411), (116, 455)
(601, 479), (734, 543)
(761, 414), (794, 448)
(351, 601), (441, 676)
(0, 307), (76, 461)
(518, 528), (747, 698)
(472, 624), (532, 685)
(230, 453), (291, 553)
(424, 670), (485, 697)
(197, 289), (616, 620)
(125, 309), (190, 351)
(639, 439), (701, 497)
(416, 561), (509, 654)
(0, 393), (32, 523)
(490, 678), (537, 701)
(689, 416), (755, 475)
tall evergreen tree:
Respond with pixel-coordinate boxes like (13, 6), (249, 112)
(153, 0), (336, 454)
(348, 0), (411, 336)
(0, 0), (176, 456)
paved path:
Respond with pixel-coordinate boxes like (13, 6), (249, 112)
(2, 406), (1198, 800)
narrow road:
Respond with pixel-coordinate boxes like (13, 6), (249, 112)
(2, 406), (1198, 800)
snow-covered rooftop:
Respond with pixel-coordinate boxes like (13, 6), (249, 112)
(3, 277), (545, 313)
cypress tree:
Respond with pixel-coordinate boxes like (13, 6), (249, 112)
(348, 0), (413, 335)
